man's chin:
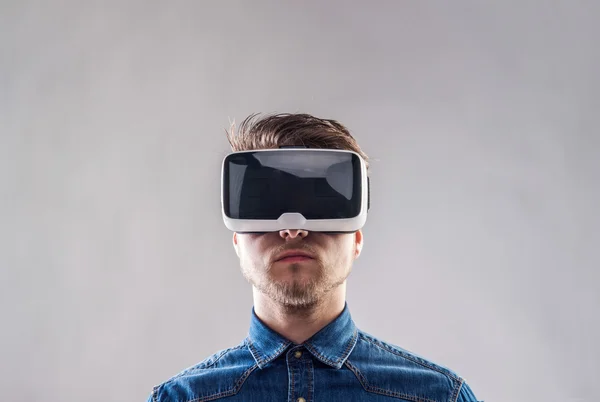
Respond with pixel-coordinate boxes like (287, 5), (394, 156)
(269, 280), (321, 306)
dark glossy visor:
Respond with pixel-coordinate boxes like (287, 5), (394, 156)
(223, 150), (363, 220)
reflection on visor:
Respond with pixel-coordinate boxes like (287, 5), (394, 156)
(224, 150), (362, 220)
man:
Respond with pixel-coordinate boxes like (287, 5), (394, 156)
(147, 113), (481, 402)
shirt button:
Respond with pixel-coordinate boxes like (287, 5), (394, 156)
(297, 398), (306, 402)
(294, 350), (302, 358)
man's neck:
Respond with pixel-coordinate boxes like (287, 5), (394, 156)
(252, 285), (347, 345)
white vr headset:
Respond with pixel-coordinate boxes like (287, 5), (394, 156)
(221, 147), (370, 233)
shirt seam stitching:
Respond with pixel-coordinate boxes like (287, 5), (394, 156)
(344, 360), (438, 402)
(186, 363), (258, 402)
(359, 333), (461, 382)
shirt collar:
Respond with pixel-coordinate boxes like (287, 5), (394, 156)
(246, 302), (359, 370)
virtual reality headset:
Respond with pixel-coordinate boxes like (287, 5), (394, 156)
(221, 147), (370, 233)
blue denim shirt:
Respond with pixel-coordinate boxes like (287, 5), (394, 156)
(147, 303), (481, 401)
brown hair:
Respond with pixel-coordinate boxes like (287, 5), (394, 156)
(226, 113), (369, 170)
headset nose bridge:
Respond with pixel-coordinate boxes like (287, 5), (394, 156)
(276, 213), (307, 230)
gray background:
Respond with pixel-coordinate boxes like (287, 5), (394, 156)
(1, 1), (598, 401)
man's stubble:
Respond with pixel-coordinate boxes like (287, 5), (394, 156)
(240, 257), (351, 311)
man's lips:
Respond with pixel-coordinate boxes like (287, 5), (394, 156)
(274, 250), (315, 263)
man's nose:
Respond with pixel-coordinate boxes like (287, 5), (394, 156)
(279, 228), (309, 239)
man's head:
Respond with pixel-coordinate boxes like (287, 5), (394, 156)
(227, 113), (369, 310)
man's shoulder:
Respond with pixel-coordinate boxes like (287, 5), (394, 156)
(353, 330), (464, 380)
(350, 329), (475, 402)
(147, 339), (256, 402)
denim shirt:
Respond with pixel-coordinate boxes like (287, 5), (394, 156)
(147, 303), (481, 402)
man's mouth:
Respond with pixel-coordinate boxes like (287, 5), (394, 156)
(274, 250), (315, 263)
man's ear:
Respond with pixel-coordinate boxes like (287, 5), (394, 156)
(354, 229), (364, 259)
(232, 232), (240, 258)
